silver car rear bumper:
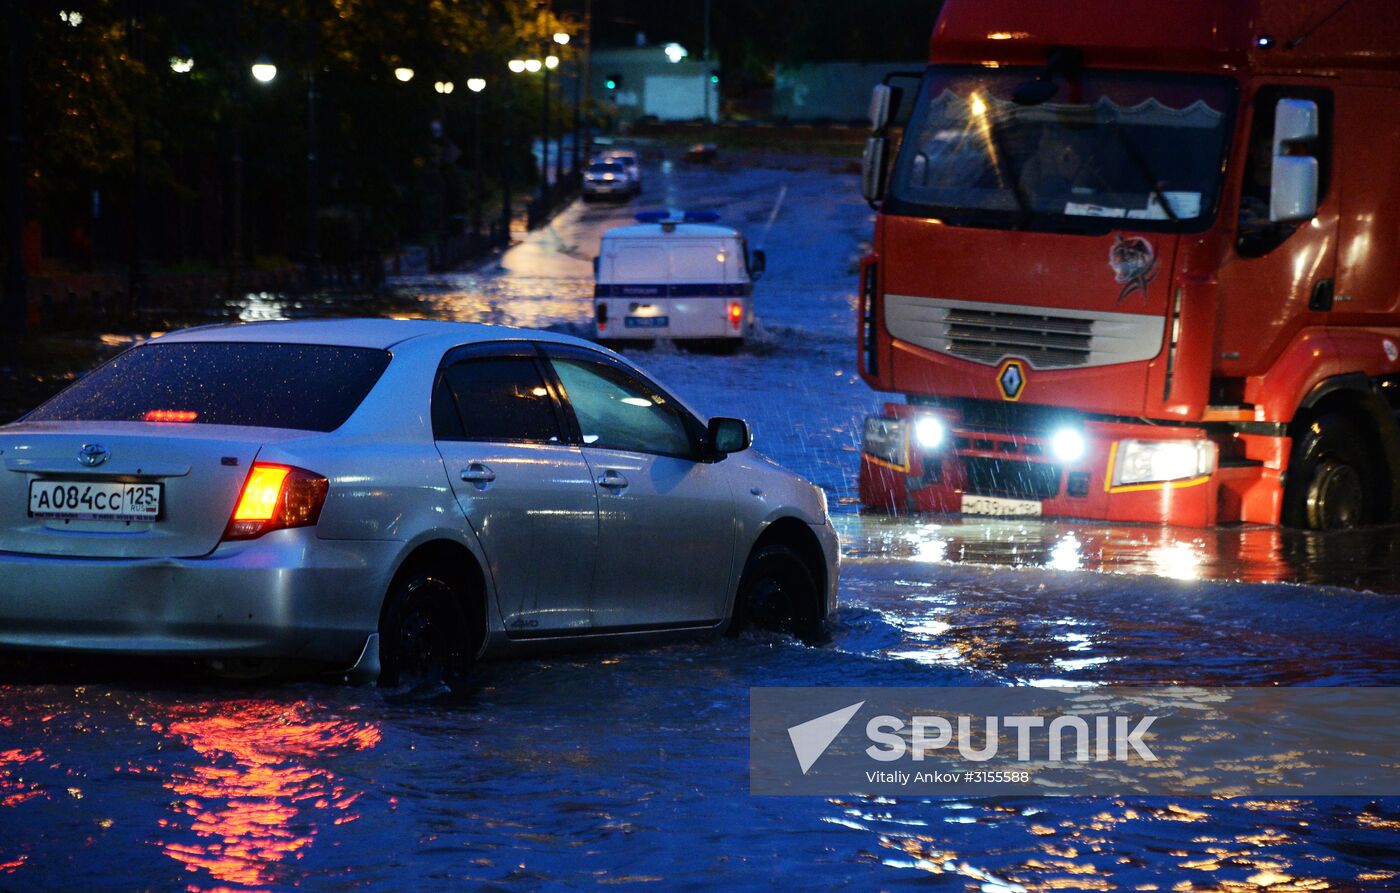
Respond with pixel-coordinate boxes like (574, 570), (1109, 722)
(0, 528), (396, 666)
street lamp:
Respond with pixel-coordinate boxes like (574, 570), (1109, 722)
(545, 55), (559, 70)
(508, 59), (526, 73)
(467, 78), (486, 93)
(434, 81), (454, 94)
(394, 66), (415, 82)
(169, 56), (194, 74)
(251, 56), (277, 83)
(524, 59), (542, 73)
(553, 32), (570, 45)
(663, 43), (688, 63)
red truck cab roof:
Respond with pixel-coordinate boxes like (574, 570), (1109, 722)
(930, 0), (1400, 75)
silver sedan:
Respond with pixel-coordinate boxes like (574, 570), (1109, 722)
(0, 320), (838, 685)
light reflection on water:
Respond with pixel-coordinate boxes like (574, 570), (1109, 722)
(152, 700), (380, 890)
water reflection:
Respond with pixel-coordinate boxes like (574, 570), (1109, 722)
(154, 700), (380, 890)
(842, 515), (1400, 594)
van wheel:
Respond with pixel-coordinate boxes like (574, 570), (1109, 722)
(1283, 414), (1376, 530)
(730, 544), (823, 643)
(379, 569), (473, 689)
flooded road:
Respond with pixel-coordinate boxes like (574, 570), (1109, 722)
(2, 148), (1400, 890)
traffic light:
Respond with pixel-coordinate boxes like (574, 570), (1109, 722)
(709, 70), (719, 85)
(605, 73), (621, 91)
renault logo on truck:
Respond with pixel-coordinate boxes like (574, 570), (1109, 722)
(996, 360), (1026, 402)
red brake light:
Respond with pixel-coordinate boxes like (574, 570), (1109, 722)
(144, 409), (198, 423)
(728, 302), (743, 329)
(225, 463), (329, 540)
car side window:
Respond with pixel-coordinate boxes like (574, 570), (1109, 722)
(433, 356), (562, 443)
(549, 357), (697, 458)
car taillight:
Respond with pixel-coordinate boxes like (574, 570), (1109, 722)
(728, 302), (743, 330)
(225, 463), (329, 540)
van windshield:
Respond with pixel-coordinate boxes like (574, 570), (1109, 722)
(588, 162), (623, 174)
(886, 66), (1236, 233)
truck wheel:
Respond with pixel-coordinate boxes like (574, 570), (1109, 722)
(379, 569), (473, 689)
(1283, 414), (1376, 530)
(729, 544), (823, 643)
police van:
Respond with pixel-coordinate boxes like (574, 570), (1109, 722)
(593, 211), (765, 350)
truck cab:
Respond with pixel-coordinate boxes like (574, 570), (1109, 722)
(858, 0), (1400, 529)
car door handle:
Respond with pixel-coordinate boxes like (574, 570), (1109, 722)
(461, 463), (496, 484)
(596, 470), (629, 490)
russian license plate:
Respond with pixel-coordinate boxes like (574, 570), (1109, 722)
(28, 480), (162, 522)
(961, 494), (1042, 517)
(625, 316), (669, 328)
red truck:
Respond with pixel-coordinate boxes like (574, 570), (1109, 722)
(857, 0), (1400, 529)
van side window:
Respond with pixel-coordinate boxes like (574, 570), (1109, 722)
(1236, 86), (1333, 258)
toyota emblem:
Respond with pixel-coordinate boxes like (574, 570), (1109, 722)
(78, 443), (110, 467)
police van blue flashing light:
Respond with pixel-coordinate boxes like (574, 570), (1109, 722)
(634, 210), (722, 225)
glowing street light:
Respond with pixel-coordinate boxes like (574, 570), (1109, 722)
(508, 59), (526, 73)
(545, 55), (559, 70)
(524, 59), (542, 73)
(434, 80), (454, 94)
(59, 10), (82, 26)
(553, 32), (570, 45)
(663, 43), (688, 63)
(467, 78), (486, 93)
(169, 56), (194, 74)
(394, 66), (415, 82)
(251, 56), (277, 83)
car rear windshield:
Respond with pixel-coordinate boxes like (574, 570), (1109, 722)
(25, 341), (392, 432)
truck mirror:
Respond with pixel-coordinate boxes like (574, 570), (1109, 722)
(750, 249), (766, 280)
(861, 136), (889, 203)
(869, 84), (894, 131)
(1270, 155), (1318, 222)
(1270, 98), (1320, 222)
(1273, 98), (1319, 146)
(593, 256), (600, 277)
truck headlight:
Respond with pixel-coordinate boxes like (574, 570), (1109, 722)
(862, 415), (907, 468)
(1112, 439), (1218, 486)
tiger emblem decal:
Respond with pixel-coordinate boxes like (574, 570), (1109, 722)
(1108, 235), (1157, 302)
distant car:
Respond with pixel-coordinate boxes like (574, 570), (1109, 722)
(594, 211), (765, 352)
(685, 143), (719, 164)
(601, 151), (643, 190)
(0, 320), (837, 687)
(582, 161), (639, 199)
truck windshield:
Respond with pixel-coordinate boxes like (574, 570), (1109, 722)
(886, 67), (1236, 233)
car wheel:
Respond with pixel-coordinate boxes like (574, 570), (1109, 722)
(1282, 413), (1377, 530)
(379, 569), (473, 689)
(730, 544), (823, 643)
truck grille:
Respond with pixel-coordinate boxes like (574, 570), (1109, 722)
(963, 457), (1062, 500)
(884, 295), (1165, 370)
(943, 307), (1093, 368)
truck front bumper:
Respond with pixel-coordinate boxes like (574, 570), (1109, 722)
(859, 403), (1286, 528)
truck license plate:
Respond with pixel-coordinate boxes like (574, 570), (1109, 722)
(28, 480), (162, 521)
(960, 495), (1042, 517)
(625, 316), (669, 328)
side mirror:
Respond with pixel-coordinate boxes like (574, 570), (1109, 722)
(707, 417), (751, 457)
(592, 256), (600, 277)
(868, 84), (894, 131)
(750, 249), (766, 280)
(1270, 98), (1320, 222)
(861, 136), (889, 203)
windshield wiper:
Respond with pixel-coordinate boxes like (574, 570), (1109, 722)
(1105, 119), (1180, 228)
(983, 115), (1034, 228)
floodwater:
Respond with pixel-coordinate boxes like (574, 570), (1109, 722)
(2, 149), (1399, 891)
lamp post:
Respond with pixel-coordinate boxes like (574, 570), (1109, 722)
(552, 31), (569, 185)
(467, 78), (486, 241)
(540, 55), (550, 205)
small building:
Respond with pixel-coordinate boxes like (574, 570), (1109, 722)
(773, 62), (924, 122)
(591, 46), (720, 124)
